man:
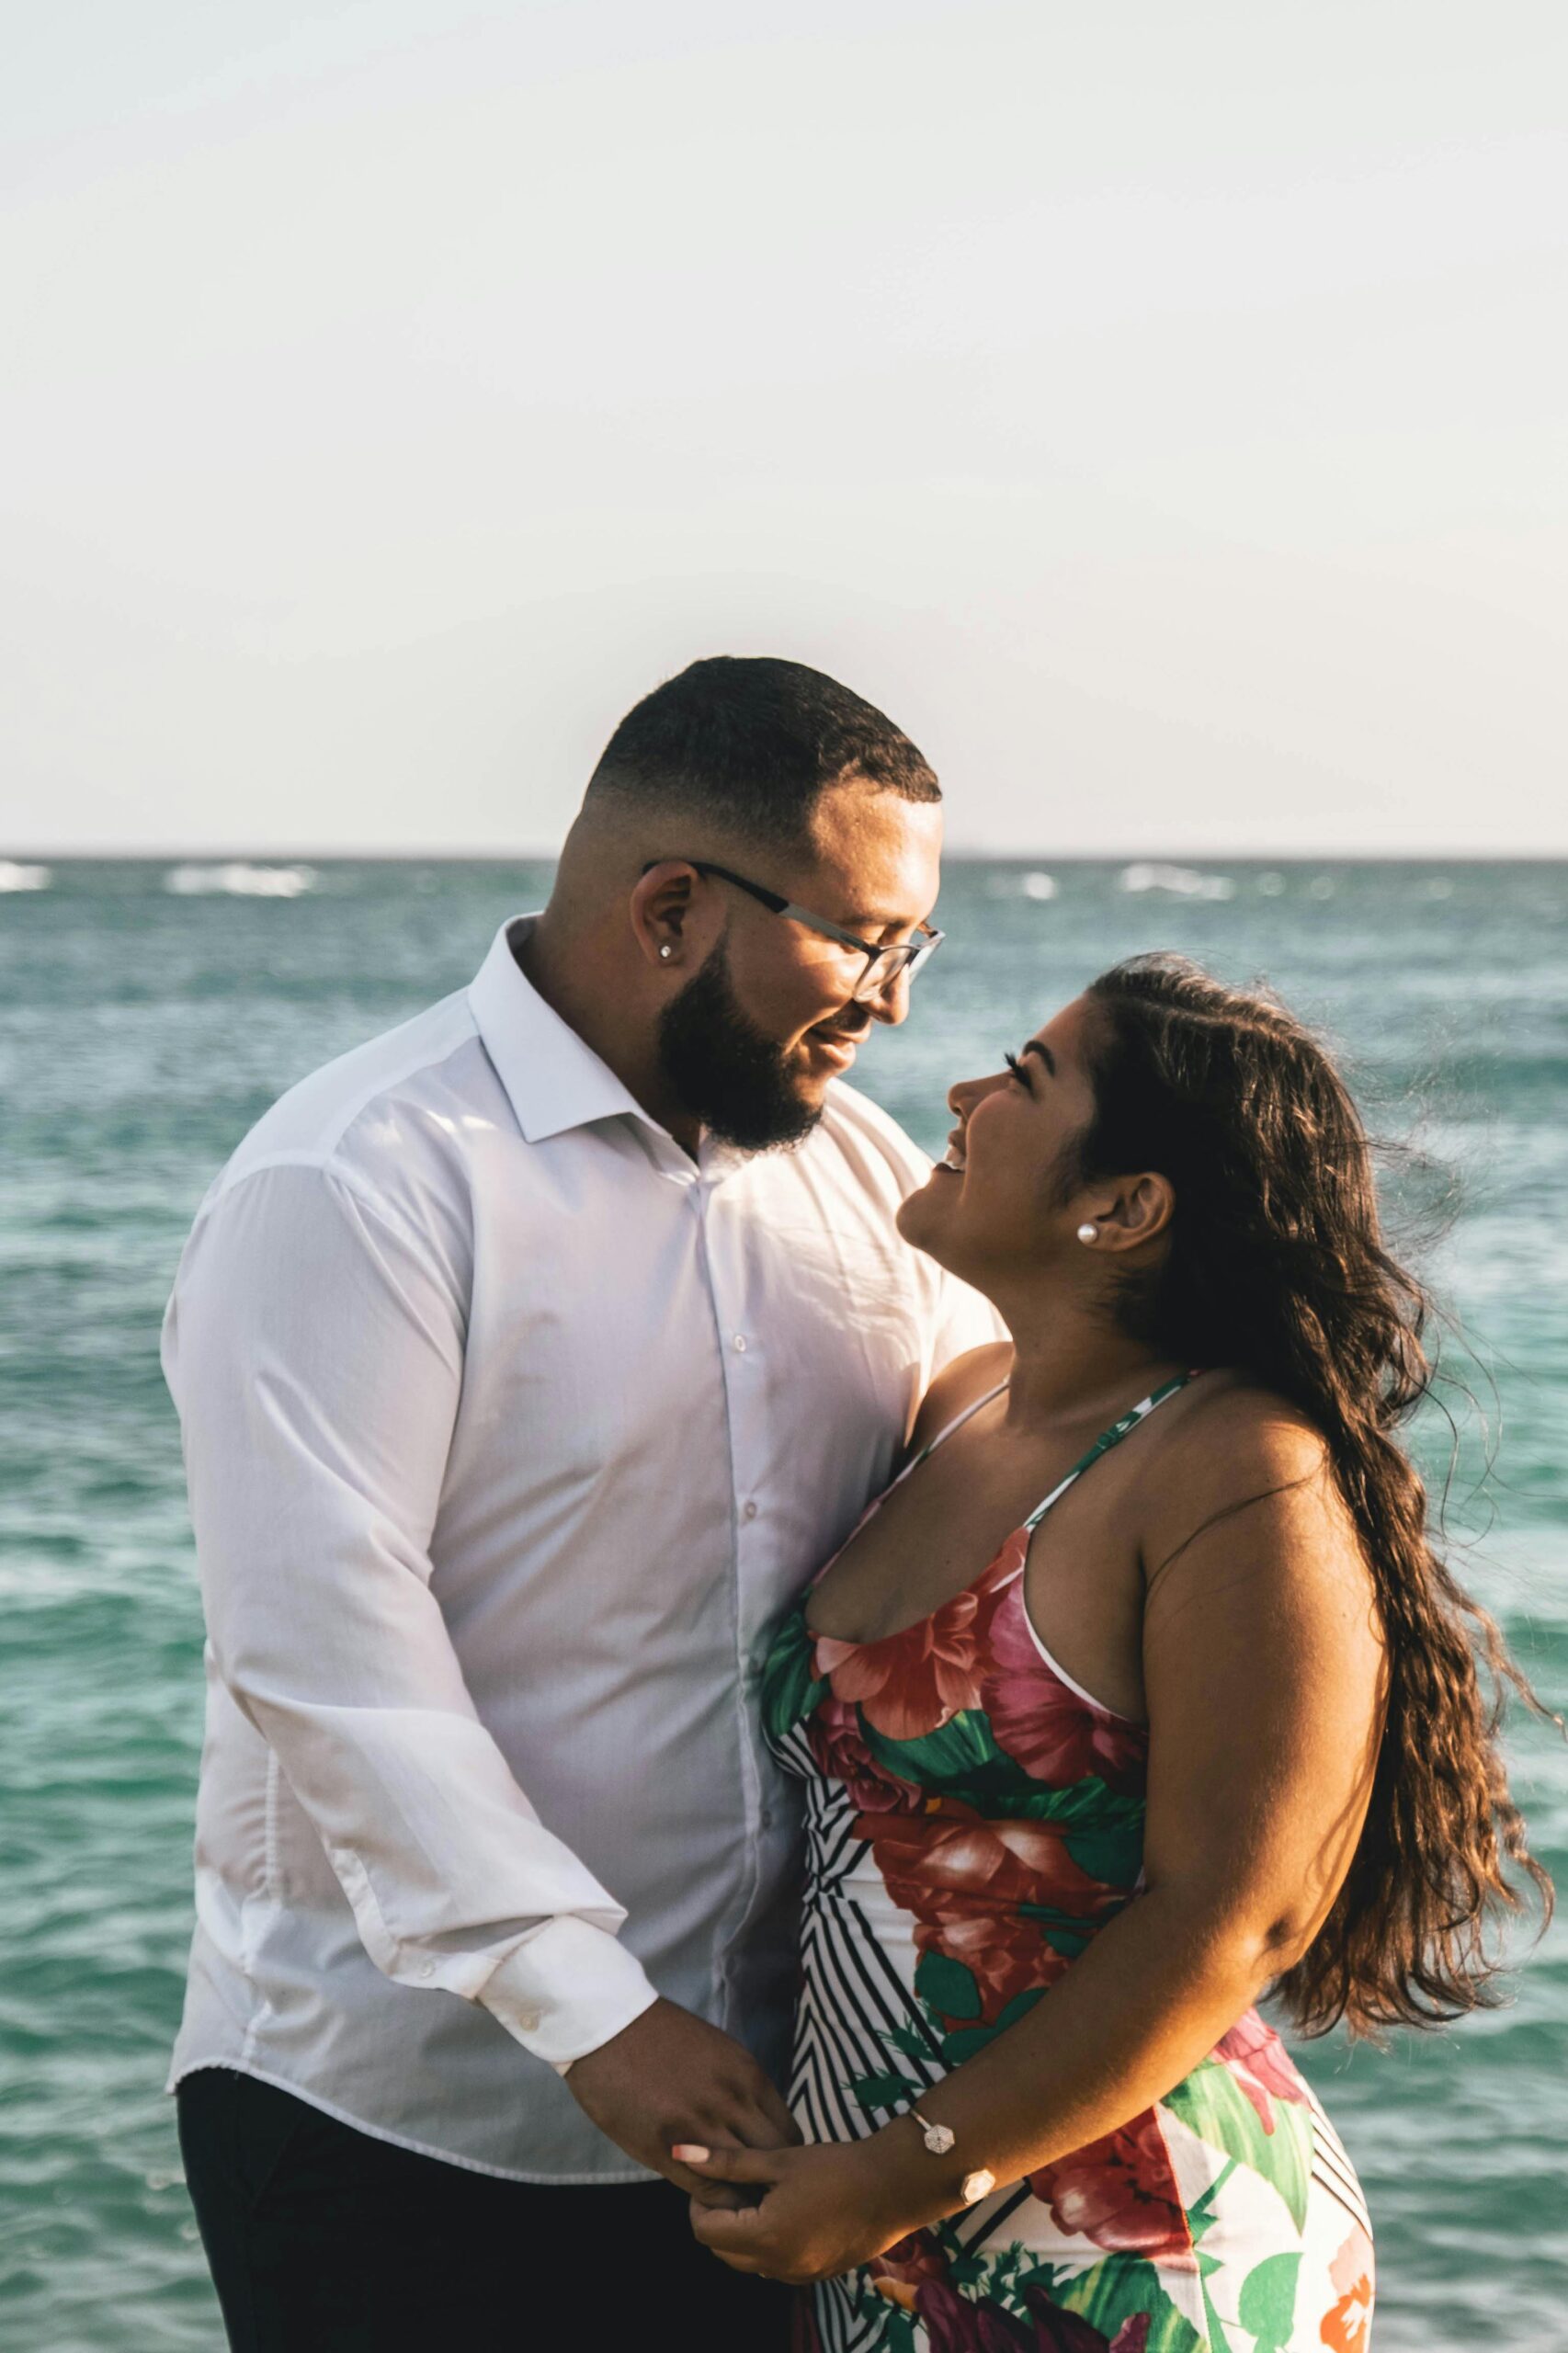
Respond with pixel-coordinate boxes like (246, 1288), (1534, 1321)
(165, 656), (999, 2348)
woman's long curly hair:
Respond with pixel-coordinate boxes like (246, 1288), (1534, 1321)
(1076, 953), (1553, 2039)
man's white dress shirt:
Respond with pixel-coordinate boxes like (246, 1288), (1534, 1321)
(164, 916), (999, 2180)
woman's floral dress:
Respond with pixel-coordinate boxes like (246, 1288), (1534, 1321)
(762, 1374), (1374, 2353)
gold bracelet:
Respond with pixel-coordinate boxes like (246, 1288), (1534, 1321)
(907, 2108), (995, 2205)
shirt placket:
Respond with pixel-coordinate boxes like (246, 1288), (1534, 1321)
(688, 1152), (775, 2027)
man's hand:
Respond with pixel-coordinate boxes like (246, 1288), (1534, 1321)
(565, 1998), (801, 2208)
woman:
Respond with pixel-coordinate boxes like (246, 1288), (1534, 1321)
(675, 956), (1550, 2352)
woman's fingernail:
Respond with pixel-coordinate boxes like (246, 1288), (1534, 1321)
(671, 2143), (710, 2163)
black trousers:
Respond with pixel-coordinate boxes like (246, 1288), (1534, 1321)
(177, 2067), (797, 2351)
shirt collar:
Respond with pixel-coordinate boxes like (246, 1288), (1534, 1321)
(469, 916), (658, 1146)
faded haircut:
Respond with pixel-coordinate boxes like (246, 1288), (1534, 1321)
(585, 655), (938, 850)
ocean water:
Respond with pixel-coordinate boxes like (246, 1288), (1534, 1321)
(2, 857), (1563, 2352)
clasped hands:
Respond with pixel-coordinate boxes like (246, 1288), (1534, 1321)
(674, 2136), (911, 2286)
(562, 1996), (909, 2284)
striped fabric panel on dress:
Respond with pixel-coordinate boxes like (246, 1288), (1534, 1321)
(1301, 2080), (1374, 2239)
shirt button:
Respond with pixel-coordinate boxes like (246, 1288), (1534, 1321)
(743, 1500), (758, 1521)
(418, 1961), (435, 1980)
(759, 1808), (775, 1830)
(517, 2010), (541, 2033)
(732, 1334), (748, 1353)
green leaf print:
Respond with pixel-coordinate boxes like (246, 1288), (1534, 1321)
(1054, 2253), (1204, 2351)
(1200, 2288), (1238, 2353)
(861, 1708), (1003, 1791)
(937, 1984), (1050, 2065)
(1013, 2257), (1065, 2308)
(995, 1776), (1146, 1834)
(881, 2022), (938, 2064)
(1016, 1903), (1095, 1961)
(939, 2024), (1001, 2064)
(877, 2306), (918, 2353)
(1236, 2251), (1302, 2353)
(847, 2069), (922, 2111)
(758, 1608), (824, 1744)
(994, 1985), (1048, 2031)
(984, 1771), (1149, 1889)
(1062, 1817), (1147, 1889)
(858, 1718), (1150, 1845)
(1184, 2156), (1236, 2247)
(915, 1948), (983, 2019)
(1163, 2061), (1313, 2232)
(927, 2214), (971, 2268)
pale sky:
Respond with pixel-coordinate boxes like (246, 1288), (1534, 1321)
(4, 2), (1565, 856)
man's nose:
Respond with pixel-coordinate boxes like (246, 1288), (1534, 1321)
(862, 964), (914, 1028)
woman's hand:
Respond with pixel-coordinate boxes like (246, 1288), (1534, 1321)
(673, 2139), (909, 2285)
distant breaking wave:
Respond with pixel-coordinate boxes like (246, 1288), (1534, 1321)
(0, 859), (51, 892)
(165, 862), (317, 898)
(1119, 861), (1236, 902)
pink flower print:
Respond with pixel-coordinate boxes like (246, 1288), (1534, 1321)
(1027, 2110), (1194, 2263)
(912, 1900), (1069, 2021)
(980, 1556), (1146, 1793)
(815, 1585), (987, 1741)
(867, 2229), (949, 2308)
(1321, 2223), (1375, 2353)
(864, 1802), (1121, 1955)
(1017, 2295), (1153, 2353)
(806, 1695), (921, 1813)
(1213, 2010), (1310, 2133)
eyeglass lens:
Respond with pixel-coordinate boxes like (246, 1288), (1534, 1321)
(852, 939), (925, 1000)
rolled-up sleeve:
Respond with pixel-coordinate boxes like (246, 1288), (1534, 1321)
(162, 1157), (658, 2070)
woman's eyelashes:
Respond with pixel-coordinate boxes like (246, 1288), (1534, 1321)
(1004, 1050), (1033, 1092)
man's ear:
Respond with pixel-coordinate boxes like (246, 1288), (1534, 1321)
(630, 861), (698, 970)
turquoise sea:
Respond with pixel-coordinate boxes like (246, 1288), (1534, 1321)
(2, 857), (1563, 2351)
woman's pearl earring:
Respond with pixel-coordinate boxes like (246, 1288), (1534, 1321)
(659, 945), (673, 961)
(1076, 1222), (1098, 1245)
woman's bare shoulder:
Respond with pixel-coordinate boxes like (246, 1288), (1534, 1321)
(1142, 1371), (1364, 1581)
(1157, 1369), (1331, 1474)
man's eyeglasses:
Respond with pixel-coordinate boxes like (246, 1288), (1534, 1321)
(648, 859), (945, 1004)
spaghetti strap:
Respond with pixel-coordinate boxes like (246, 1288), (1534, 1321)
(812, 1368), (1200, 1610)
(806, 1374), (1010, 1599)
(886, 1376), (1009, 1495)
(1021, 1367), (1202, 1531)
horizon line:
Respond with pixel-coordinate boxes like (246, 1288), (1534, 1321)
(8, 847), (1568, 867)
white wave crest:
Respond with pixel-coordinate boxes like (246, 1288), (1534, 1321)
(1119, 862), (1235, 902)
(165, 862), (317, 898)
(0, 859), (51, 892)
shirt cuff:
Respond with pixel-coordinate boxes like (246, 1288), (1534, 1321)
(480, 1915), (661, 2075)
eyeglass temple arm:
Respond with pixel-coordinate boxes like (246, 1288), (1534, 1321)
(640, 858), (790, 915)
(641, 857), (933, 965)
(689, 861), (790, 914)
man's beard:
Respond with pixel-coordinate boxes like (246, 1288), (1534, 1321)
(656, 938), (824, 1153)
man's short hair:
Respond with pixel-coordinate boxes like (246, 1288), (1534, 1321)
(585, 656), (939, 848)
